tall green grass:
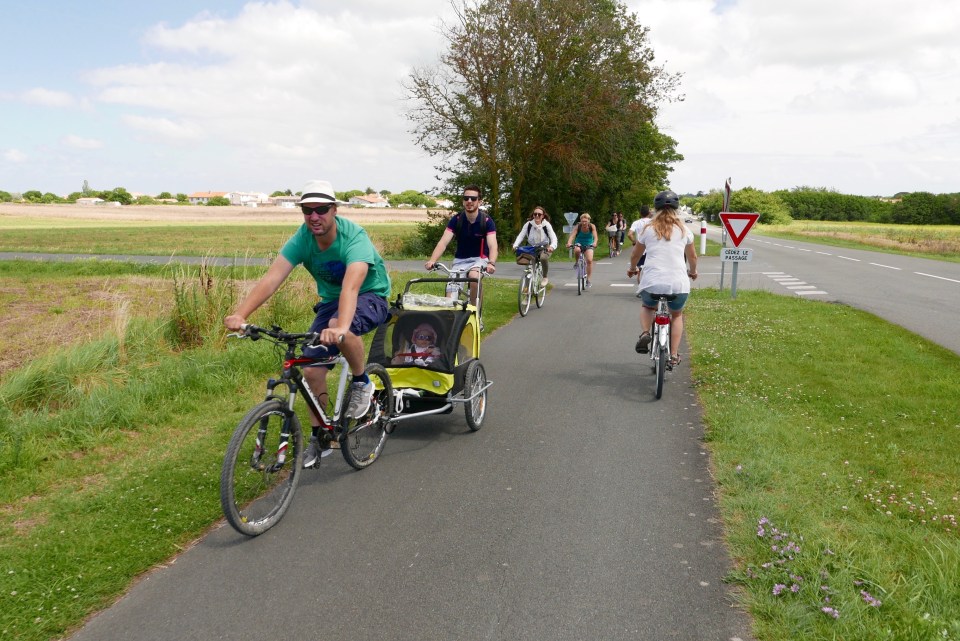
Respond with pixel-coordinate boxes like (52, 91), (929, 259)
(0, 269), (517, 641)
(687, 290), (960, 640)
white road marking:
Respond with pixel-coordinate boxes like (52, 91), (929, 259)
(915, 272), (960, 284)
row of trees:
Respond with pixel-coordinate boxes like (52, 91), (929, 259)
(687, 187), (960, 226)
(1, 188), (444, 207)
(404, 0), (682, 240)
(0, 188), (190, 205)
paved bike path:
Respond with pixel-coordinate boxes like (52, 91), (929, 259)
(68, 253), (753, 641)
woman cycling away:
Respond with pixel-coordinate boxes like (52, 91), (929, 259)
(566, 213), (598, 288)
(626, 190), (698, 368)
(512, 205), (558, 285)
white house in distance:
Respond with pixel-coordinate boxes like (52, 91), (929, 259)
(188, 191), (230, 205)
(230, 191), (271, 207)
(348, 193), (390, 208)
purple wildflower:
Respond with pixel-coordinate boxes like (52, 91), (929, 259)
(860, 590), (882, 607)
(821, 606), (840, 619)
(772, 583), (786, 596)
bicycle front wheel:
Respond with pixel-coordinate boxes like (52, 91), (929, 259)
(518, 270), (532, 316)
(576, 259), (584, 295)
(220, 400), (303, 536)
(340, 363), (393, 470)
(534, 263), (546, 308)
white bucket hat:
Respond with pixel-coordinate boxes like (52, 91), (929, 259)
(298, 179), (344, 205)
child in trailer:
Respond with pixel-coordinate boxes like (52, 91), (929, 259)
(392, 322), (443, 366)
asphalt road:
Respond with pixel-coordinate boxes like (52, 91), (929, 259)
(66, 252), (755, 641)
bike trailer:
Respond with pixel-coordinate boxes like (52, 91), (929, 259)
(368, 300), (480, 402)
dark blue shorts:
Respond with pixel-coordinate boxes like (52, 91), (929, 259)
(302, 292), (389, 360)
(639, 291), (688, 311)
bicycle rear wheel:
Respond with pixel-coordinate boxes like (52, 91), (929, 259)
(655, 344), (667, 399)
(220, 400), (303, 536)
(340, 363), (393, 470)
(518, 270), (532, 316)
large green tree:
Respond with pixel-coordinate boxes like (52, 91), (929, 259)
(404, 0), (680, 234)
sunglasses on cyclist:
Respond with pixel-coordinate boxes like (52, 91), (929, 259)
(301, 204), (334, 216)
(462, 195), (479, 202)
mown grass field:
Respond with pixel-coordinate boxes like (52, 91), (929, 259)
(1, 212), (959, 640)
(760, 220), (960, 262)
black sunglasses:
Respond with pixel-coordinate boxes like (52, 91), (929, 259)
(462, 195), (479, 202)
(301, 204), (334, 216)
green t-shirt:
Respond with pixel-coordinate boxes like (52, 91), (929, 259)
(279, 217), (391, 301)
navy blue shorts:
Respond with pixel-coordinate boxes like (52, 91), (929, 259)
(302, 292), (389, 360)
(639, 291), (688, 312)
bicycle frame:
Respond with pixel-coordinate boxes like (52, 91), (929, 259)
(268, 352), (351, 433)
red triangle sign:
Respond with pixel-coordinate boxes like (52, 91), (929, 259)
(718, 212), (760, 247)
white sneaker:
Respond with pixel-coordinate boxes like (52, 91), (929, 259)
(346, 380), (375, 418)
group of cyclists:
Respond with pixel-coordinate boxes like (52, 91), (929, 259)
(224, 180), (697, 466)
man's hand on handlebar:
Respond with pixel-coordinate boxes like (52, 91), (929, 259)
(224, 314), (246, 332)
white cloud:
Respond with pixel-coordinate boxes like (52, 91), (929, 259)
(626, 0), (960, 193)
(20, 87), (75, 107)
(80, 1), (449, 190)
(121, 114), (202, 141)
(61, 135), (104, 150)
(4, 149), (28, 163)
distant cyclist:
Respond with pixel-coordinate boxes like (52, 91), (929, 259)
(626, 191), (698, 368)
(512, 205), (558, 285)
(566, 213), (598, 288)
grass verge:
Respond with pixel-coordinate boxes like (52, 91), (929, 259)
(687, 289), (960, 640)
(0, 223), (417, 260)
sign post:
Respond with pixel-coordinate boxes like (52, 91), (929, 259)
(563, 212), (578, 258)
(718, 211), (760, 299)
(719, 178), (732, 290)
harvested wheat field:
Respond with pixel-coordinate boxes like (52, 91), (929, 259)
(0, 202), (435, 226)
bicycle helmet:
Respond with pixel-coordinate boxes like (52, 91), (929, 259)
(654, 190), (680, 210)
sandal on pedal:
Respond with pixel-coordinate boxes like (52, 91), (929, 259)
(668, 354), (682, 369)
(635, 331), (651, 354)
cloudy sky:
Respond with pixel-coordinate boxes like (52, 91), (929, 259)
(2, 0), (958, 198)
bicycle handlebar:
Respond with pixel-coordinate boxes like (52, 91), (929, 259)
(428, 262), (488, 279)
(230, 323), (338, 354)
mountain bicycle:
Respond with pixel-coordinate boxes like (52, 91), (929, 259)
(515, 243), (548, 316)
(647, 294), (676, 399)
(220, 323), (393, 536)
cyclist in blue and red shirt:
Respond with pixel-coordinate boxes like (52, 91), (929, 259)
(424, 184), (499, 306)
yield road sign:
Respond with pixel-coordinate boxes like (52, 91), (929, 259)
(718, 212), (759, 248)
